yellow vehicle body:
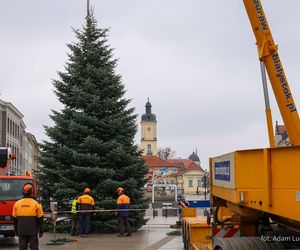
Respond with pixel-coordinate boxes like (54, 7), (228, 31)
(185, 1), (300, 249)
(182, 207), (197, 218)
(211, 146), (300, 228)
(209, 0), (300, 231)
(208, 1), (300, 249)
(181, 214), (212, 250)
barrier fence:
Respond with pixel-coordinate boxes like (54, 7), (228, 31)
(46, 207), (180, 214)
(44, 206), (209, 219)
(43, 203), (210, 244)
(45, 199), (210, 216)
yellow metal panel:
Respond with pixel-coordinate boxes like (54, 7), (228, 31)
(189, 226), (211, 244)
(271, 147), (300, 188)
(182, 208), (197, 218)
(270, 189), (300, 221)
(235, 150), (264, 189)
(212, 186), (239, 204)
(184, 217), (207, 225)
(182, 216), (211, 247)
(211, 147), (300, 223)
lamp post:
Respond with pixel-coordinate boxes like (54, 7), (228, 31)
(202, 173), (208, 200)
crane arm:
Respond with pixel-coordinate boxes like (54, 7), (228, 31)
(243, 0), (300, 145)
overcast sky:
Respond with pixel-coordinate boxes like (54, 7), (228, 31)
(1, 1), (300, 169)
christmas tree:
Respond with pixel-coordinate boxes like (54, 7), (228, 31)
(38, 7), (148, 232)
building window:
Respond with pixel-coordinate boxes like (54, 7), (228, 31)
(189, 180), (193, 187)
(197, 179), (201, 187)
(147, 144), (152, 154)
(17, 125), (19, 139)
(14, 123), (17, 138)
(9, 119), (12, 135)
(16, 148), (19, 169)
(7, 118), (9, 133)
(13, 121), (15, 137)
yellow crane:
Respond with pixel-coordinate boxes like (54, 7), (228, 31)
(210, 1), (300, 249)
(243, 0), (300, 147)
(182, 1), (300, 250)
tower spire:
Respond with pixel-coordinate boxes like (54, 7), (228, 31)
(87, 0), (90, 17)
(145, 98), (152, 114)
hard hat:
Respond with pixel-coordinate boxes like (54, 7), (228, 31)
(84, 188), (91, 193)
(116, 187), (124, 193)
(23, 184), (33, 195)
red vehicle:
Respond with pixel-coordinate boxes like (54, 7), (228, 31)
(0, 148), (37, 237)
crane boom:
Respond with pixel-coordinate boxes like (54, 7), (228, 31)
(186, 3), (300, 249)
(243, 0), (300, 146)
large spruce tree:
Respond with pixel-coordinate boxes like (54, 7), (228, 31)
(38, 9), (148, 232)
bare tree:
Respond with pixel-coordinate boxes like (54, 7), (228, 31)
(157, 147), (176, 159)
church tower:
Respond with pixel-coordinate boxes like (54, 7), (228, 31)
(141, 99), (157, 156)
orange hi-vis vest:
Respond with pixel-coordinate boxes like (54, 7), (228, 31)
(116, 194), (130, 217)
(117, 194), (130, 205)
(77, 194), (95, 211)
(12, 198), (43, 236)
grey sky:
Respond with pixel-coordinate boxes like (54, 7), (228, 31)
(1, 1), (300, 169)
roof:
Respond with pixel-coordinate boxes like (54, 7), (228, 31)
(143, 155), (174, 168)
(167, 159), (193, 168)
(167, 158), (206, 173)
(185, 161), (205, 172)
(0, 99), (24, 119)
(168, 172), (181, 177)
(141, 99), (156, 122)
(141, 113), (156, 122)
(0, 99), (26, 129)
(189, 151), (200, 162)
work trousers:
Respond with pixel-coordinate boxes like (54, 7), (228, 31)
(118, 216), (131, 235)
(79, 214), (91, 235)
(70, 213), (79, 235)
(19, 235), (39, 250)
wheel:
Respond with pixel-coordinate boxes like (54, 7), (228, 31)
(213, 237), (284, 250)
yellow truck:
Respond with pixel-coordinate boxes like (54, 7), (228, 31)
(183, 1), (300, 249)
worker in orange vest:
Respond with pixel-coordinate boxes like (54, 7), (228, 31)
(116, 187), (131, 237)
(77, 188), (95, 237)
(12, 184), (44, 250)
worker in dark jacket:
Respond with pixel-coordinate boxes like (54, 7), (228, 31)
(116, 187), (131, 237)
(77, 188), (95, 237)
(12, 183), (44, 250)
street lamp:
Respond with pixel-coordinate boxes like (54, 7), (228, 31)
(202, 173), (209, 200)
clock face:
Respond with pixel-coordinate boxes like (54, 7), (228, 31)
(147, 127), (151, 131)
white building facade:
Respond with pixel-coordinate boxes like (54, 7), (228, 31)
(0, 99), (38, 175)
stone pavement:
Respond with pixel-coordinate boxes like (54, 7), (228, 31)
(0, 216), (185, 250)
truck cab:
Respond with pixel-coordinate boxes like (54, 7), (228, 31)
(0, 176), (36, 237)
(0, 147), (37, 237)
